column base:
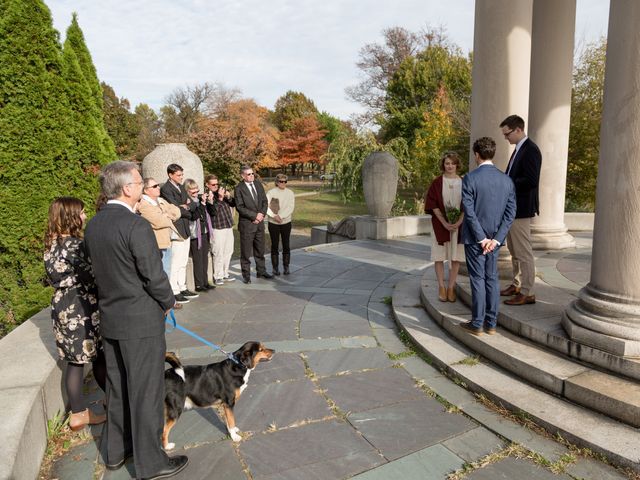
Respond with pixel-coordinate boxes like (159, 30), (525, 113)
(563, 284), (640, 357)
(531, 225), (575, 250)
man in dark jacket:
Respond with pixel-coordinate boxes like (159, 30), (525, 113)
(85, 161), (188, 479)
(499, 114), (542, 305)
(234, 165), (274, 283)
(160, 163), (199, 304)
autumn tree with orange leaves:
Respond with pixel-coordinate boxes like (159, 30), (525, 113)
(188, 98), (279, 184)
(278, 116), (328, 175)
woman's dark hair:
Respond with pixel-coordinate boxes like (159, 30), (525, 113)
(44, 197), (85, 249)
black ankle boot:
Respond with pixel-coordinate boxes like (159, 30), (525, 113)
(283, 253), (290, 275)
(271, 254), (280, 275)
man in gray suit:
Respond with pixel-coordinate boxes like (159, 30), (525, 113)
(460, 138), (517, 336)
(85, 161), (188, 479)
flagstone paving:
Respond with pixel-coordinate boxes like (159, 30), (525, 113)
(51, 235), (631, 479)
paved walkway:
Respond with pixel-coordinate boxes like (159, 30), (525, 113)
(51, 234), (629, 479)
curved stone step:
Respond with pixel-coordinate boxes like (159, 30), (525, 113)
(392, 274), (640, 472)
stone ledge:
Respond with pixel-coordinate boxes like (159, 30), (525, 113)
(0, 308), (65, 480)
(392, 275), (640, 471)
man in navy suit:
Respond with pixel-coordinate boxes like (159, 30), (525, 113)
(499, 115), (542, 305)
(234, 165), (274, 283)
(460, 137), (516, 336)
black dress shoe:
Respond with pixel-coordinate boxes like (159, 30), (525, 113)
(195, 286), (207, 292)
(141, 455), (189, 480)
(205, 284), (216, 290)
(242, 277), (251, 284)
(257, 272), (274, 279)
(105, 453), (132, 471)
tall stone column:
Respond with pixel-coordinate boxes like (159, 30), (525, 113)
(563, 0), (640, 356)
(469, 0), (533, 171)
(468, 0), (533, 278)
(528, 0), (576, 250)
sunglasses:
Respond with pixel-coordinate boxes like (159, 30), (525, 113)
(145, 184), (160, 189)
(277, 180), (287, 183)
(208, 183), (219, 187)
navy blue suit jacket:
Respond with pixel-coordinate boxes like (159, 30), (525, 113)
(461, 164), (516, 245)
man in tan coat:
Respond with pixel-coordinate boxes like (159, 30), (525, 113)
(139, 177), (182, 284)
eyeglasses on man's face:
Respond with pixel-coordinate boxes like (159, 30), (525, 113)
(208, 183), (219, 187)
(244, 172), (255, 176)
(502, 129), (515, 138)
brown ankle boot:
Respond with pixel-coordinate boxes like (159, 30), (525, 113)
(447, 287), (457, 302)
(438, 286), (447, 302)
(69, 408), (106, 431)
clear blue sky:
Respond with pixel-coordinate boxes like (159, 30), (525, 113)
(48, 0), (609, 120)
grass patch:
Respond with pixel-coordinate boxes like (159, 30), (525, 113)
(454, 355), (481, 367)
(293, 191), (369, 230)
(38, 411), (91, 480)
(381, 296), (392, 305)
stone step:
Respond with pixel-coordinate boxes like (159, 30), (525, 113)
(391, 275), (640, 471)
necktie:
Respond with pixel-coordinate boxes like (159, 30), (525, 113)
(506, 148), (517, 175)
(249, 183), (257, 201)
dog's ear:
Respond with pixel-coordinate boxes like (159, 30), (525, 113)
(237, 341), (260, 368)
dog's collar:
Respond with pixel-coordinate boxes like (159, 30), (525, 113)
(227, 353), (242, 366)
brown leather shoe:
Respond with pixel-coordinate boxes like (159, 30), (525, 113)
(459, 321), (483, 336)
(485, 326), (497, 335)
(500, 284), (521, 296)
(447, 287), (456, 302)
(504, 293), (536, 305)
(438, 286), (447, 302)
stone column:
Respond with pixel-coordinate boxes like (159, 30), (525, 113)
(563, 0), (640, 356)
(528, 0), (576, 250)
(467, 0), (533, 278)
(469, 0), (533, 171)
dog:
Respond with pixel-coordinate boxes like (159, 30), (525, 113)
(163, 341), (274, 449)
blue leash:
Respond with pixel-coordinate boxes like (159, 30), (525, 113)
(165, 309), (240, 365)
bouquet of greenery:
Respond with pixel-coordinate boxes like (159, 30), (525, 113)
(445, 207), (461, 224)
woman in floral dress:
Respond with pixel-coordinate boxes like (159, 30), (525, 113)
(44, 197), (106, 431)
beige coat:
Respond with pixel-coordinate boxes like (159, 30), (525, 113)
(138, 196), (182, 248)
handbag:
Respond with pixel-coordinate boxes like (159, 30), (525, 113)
(269, 197), (280, 214)
(189, 220), (198, 239)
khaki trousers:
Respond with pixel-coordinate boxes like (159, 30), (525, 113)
(506, 217), (536, 296)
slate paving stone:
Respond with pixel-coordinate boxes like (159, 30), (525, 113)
(374, 328), (408, 355)
(336, 268), (393, 281)
(249, 290), (314, 305)
(163, 407), (228, 451)
(309, 293), (370, 307)
(302, 304), (369, 322)
(340, 336), (378, 348)
(465, 457), (571, 479)
(235, 377), (332, 433)
(349, 398), (476, 461)
(247, 352), (307, 386)
(305, 348), (393, 377)
(240, 420), (384, 480)
(370, 286), (395, 303)
(322, 278), (382, 291)
(319, 367), (424, 413)
(278, 274), (330, 287)
(565, 457), (629, 480)
(442, 426), (506, 463)
(353, 443), (465, 480)
(233, 304), (304, 323)
(168, 441), (246, 480)
(51, 440), (98, 480)
(301, 318), (372, 338)
(223, 321), (298, 344)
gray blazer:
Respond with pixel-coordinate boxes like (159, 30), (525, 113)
(84, 203), (175, 339)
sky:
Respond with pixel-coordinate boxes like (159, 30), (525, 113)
(47, 0), (610, 121)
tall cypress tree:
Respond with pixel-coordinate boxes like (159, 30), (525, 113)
(0, 0), (104, 334)
(65, 13), (116, 162)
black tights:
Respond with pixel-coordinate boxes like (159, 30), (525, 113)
(66, 349), (106, 413)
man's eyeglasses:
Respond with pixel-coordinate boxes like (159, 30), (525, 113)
(244, 172), (255, 176)
(145, 184), (160, 189)
(208, 183), (219, 187)
(503, 129), (515, 137)
(277, 180), (287, 184)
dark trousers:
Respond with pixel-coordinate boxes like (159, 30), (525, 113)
(464, 243), (501, 329)
(268, 222), (292, 255)
(190, 234), (210, 288)
(239, 222), (266, 277)
(101, 335), (168, 478)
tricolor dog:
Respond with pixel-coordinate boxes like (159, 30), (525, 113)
(163, 341), (274, 449)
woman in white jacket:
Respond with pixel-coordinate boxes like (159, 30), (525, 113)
(266, 174), (295, 275)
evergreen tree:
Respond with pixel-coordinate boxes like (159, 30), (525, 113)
(102, 82), (139, 159)
(64, 13), (116, 162)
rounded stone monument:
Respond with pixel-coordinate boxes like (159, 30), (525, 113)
(142, 143), (204, 188)
(362, 151), (398, 218)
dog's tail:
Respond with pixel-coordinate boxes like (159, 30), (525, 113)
(165, 352), (185, 382)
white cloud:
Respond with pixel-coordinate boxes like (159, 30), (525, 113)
(48, 0), (608, 120)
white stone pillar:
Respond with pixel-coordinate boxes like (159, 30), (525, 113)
(563, 0), (640, 356)
(528, 0), (576, 250)
(469, 0), (533, 171)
